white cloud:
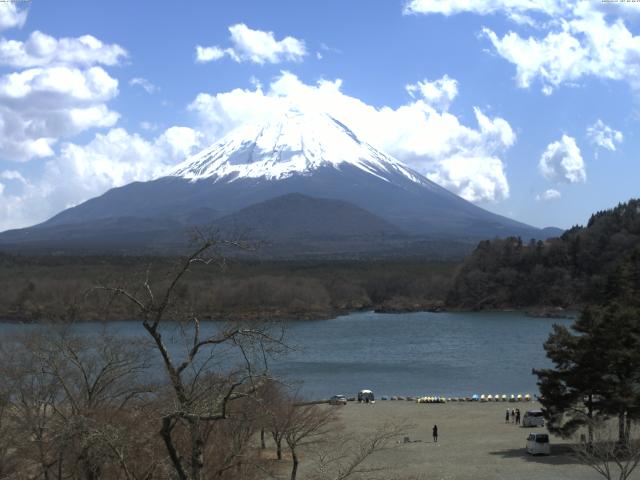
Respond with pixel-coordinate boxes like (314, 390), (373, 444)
(52, 128), (191, 189)
(483, 28), (582, 95)
(0, 169), (27, 183)
(406, 75), (458, 110)
(403, 0), (565, 18)
(0, 20), (182, 229)
(0, 66), (118, 101)
(586, 119), (623, 152)
(536, 188), (561, 201)
(0, 30), (127, 68)
(195, 45), (226, 63)
(539, 134), (585, 183)
(188, 72), (515, 203)
(319, 42), (341, 55)
(0, 126), (202, 230)
(0, 66), (120, 162)
(0, 26), (126, 163)
(483, 3), (640, 94)
(406, 1), (640, 95)
(129, 76), (157, 94)
(156, 126), (202, 159)
(140, 121), (158, 131)
(0, 3), (27, 31)
(427, 155), (509, 203)
(195, 24), (307, 64)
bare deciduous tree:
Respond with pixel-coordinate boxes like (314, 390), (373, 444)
(308, 422), (411, 480)
(0, 328), (160, 480)
(262, 382), (290, 462)
(573, 419), (640, 480)
(0, 387), (15, 478)
(99, 234), (284, 480)
(284, 400), (337, 480)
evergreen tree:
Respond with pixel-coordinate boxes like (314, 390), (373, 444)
(535, 310), (606, 442)
(449, 198), (640, 310)
(535, 304), (640, 444)
(590, 304), (640, 444)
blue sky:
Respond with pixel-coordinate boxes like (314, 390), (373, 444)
(0, 0), (639, 231)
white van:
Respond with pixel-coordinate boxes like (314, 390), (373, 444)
(522, 410), (545, 427)
(358, 390), (375, 403)
(526, 433), (550, 455)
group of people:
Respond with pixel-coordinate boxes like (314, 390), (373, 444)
(505, 408), (521, 425)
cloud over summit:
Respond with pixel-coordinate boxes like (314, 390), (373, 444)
(196, 24), (307, 65)
(188, 72), (515, 203)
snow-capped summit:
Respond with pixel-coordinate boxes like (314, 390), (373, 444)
(170, 109), (424, 185)
(0, 107), (559, 255)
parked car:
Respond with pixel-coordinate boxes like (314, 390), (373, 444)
(526, 433), (550, 455)
(522, 410), (545, 427)
(329, 395), (347, 405)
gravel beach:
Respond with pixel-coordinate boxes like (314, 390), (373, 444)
(297, 400), (636, 480)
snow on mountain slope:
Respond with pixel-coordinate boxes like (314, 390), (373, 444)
(170, 108), (425, 186)
(0, 106), (558, 255)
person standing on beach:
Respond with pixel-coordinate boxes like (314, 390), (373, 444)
(511, 408), (515, 423)
(515, 409), (521, 425)
(433, 425), (438, 443)
(505, 409), (510, 423)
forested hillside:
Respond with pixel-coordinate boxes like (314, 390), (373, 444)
(0, 255), (456, 322)
(448, 199), (640, 310)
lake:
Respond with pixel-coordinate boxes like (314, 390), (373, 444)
(0, 311), (574, 399)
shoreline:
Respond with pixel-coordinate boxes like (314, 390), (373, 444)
(0, 305), (579, 324)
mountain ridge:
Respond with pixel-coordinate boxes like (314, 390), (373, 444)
(0, 108), (561, 256)
(213, 192), (403, 240)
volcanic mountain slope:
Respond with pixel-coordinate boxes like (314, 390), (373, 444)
(0, 109), (560, 255)
(214, 193), (402, 240)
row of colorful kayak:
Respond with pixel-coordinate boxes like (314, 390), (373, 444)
(416, 394), (532, 403)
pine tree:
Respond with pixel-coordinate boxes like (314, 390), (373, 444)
(535, 304), (640, 445)
(535, 311), (606, 442)
(590, 304), (640, 444)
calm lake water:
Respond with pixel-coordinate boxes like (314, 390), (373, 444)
(0, 311), (574, 399)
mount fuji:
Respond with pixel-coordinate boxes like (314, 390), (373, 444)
(0, 109), (560, 257)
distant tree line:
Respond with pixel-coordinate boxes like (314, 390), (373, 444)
(0, 256), (455, 323)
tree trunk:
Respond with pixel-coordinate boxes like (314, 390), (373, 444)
(290, 449), (299, 480)
(57, 451), (63, 480)
(619, 411), (626, 445)
(260, 428), (266, 449)
(190, 421), (205, 480)
(276, 439), (282, 460)
(587, 396), (594, 445)
(37, 430), (51, 480)
(160, 417), (189, 480)
(83, 463), (100, 480)
(79, 447), (101, 480)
